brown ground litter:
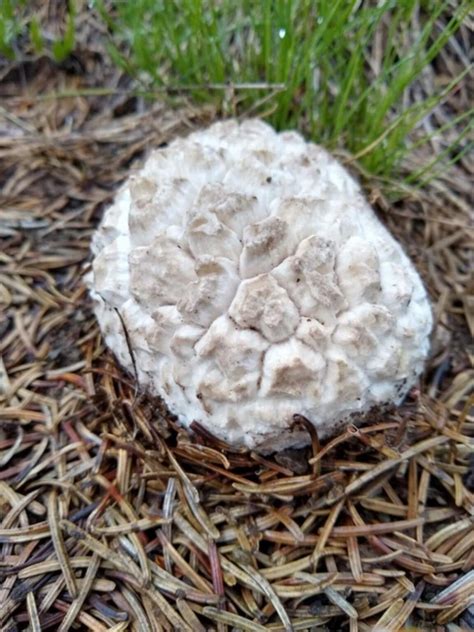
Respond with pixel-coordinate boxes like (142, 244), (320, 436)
(0, 13), (473, 632)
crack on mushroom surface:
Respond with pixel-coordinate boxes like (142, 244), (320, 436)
(89, 119), (432, 452)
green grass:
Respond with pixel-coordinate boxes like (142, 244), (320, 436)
(0, 0), (75, 61)
(95, 0), (474, 182)
(2, 0), (472, 185)
(0, 0), (27, 58)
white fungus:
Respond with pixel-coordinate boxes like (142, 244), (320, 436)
(89, 119), (432, 452)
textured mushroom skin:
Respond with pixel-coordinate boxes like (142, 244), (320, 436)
(89, 119), (432, 452)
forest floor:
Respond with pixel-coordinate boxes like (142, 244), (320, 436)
(0, 3), (472, 631)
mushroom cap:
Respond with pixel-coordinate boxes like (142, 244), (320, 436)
(89, 119), (432, 452)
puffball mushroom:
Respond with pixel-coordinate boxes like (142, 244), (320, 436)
(89, 119), (432, 452)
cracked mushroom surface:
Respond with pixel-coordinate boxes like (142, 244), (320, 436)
(89, 119), (432, 452)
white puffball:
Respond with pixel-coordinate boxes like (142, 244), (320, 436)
(89, 119), (432, 452)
